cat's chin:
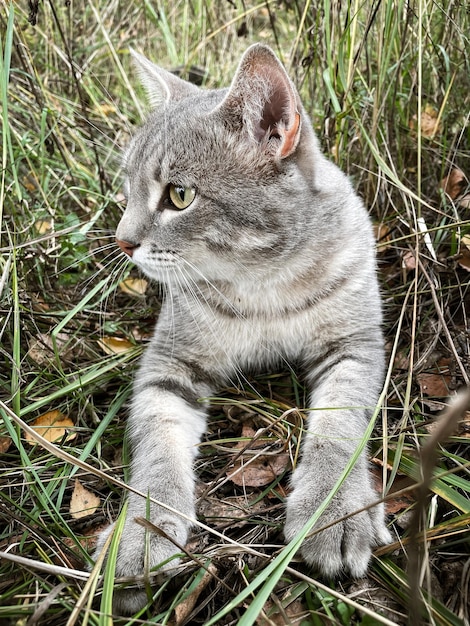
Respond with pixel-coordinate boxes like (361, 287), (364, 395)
(133, 263), (174, 284)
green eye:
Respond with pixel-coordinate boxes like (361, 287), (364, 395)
(168, 184), (196, 210)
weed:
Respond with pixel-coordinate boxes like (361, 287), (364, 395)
(1, 1), (469, 624)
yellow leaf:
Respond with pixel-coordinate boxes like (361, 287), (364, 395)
(35, 219), (52, 234)
(24, 410), (76, 445)
(97, 336), (135, 355)
(70, 479), (100, 519)
(95, 102), (116, 116)
(119, 277), (148, 296)
(421, 104), (441, 137)
(23, 173), (38, 192)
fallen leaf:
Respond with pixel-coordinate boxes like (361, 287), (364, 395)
(35, 219), (52, 234)
(27, 331), (72, 365)
(384, 475), (416, 515)
(421, 104), (441, 137)
(371, 463), (415, 515)
(23, 173), (39, 192)
(228, 454), (290, 487)
(457, 194), (470, 209)
(417, 372), (451, 398)
(119, 277), (148, 296)
(174, 564), (217, 624)
(375, 222), (392, 251)
(197, 494), (268, 526)
(457, 246), (470, 272)
(69, 479), (100, 519)
(95, 102), (116, 116)
(97, 336), (135, 355)
(440, 168), (468, 200)
(24, 410), (76, 444)
(226, 422), (290, 487)
(31, 297), (50, 312)
(402, 250), (417, 271)
(0, 437), (11, 453)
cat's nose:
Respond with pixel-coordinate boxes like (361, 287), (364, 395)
(116, 238), (139, 257)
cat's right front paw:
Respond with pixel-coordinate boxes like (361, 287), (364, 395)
(94, 516), (187, 615)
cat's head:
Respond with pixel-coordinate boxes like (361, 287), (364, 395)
(116, 44), (318, 286)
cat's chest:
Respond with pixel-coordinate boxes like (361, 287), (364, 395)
(157, 289), (336, 370)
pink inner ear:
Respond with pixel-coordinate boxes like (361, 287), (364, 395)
(260, 91), (290, 134)
(260, 67), (295, 133)
(279, 112), (301, 158)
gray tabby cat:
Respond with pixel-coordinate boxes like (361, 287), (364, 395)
(95, 43), (392, 614)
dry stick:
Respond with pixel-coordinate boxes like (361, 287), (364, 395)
(407, 386), (470, 625)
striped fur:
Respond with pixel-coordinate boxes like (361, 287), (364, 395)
(95, 44), (391, 614)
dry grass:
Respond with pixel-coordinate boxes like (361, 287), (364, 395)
(1, 0), (469, 624)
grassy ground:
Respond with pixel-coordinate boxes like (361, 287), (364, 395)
(1, 0), (469, 624)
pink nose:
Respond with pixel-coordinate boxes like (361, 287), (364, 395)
(116, 239), (139, 258)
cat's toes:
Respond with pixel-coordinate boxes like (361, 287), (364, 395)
(285, 495), (391, 578)
(94, 518), (186, 615)
(112, 587), (151, 616)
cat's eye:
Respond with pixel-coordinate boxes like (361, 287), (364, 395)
(168, 184), (196, 210)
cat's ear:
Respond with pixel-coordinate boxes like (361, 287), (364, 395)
(219, 44), (301, 159)
(130, 49), (199, 108)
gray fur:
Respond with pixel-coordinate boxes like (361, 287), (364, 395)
(95, 44), (392, 614)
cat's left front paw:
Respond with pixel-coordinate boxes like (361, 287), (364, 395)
(284, 480), (392, 578)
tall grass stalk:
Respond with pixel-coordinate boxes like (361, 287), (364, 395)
(1, 0), (469, 623)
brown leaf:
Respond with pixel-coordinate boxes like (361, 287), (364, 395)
(371, 463), (415, 515)
(119, 277), (148, 296)
(457, 246), (470, 272)
(0, 437), (11, 454)
(402, 250), (417, 271)
(24, 410), (76, 445)
(227, 453), (290, 487)
(375, 222), (392, 251)
(226, 422), (291, 487)
(23, 171), (40, 192)
(384, 475), (416, 515)
(27, 331), (72, 365)
(97, 336), (135, 355)
(69, 479), (100, 519)
(440, 168), (468, 200)
(197, 494), (268, 526)
(417, 372), (451, 398)
(457, 194), (470, 209)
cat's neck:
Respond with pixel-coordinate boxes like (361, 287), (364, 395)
(183, 247), (351, 318)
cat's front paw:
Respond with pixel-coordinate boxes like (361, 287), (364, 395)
(94, 516), (187, 615)
(284, 480), (391, 578)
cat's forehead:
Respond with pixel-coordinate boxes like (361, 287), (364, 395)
(123, 90), (225, 177)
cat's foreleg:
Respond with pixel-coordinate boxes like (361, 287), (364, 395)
(284, 351), (392, 577)
(94, 359), (210, 613)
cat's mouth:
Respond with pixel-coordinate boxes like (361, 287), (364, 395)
(134, 253), (179, 278)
